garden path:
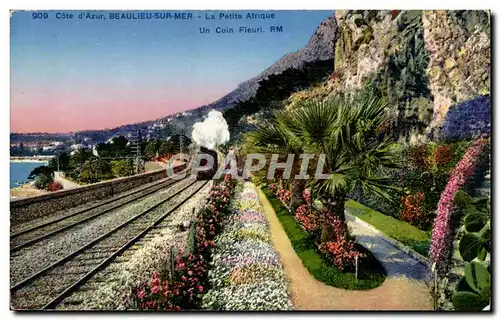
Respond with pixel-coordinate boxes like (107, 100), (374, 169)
(257, 188), (434, 310)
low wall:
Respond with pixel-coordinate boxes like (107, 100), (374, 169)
(10, 164), (186, 225)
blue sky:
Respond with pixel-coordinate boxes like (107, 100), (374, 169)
(10, 10), (332, 132)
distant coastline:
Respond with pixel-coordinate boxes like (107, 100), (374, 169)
(10, 159), (49, 163)
(10, 156), (54, 163)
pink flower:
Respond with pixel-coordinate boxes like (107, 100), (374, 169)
(430, 138), (488, 271)
(151, 286), (160, 294)
(137, 290), (146, 300)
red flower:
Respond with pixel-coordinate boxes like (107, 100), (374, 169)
(176, 262), (185, 270)
(137, 290), (146, 300)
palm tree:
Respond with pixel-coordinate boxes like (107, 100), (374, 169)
(70, 148), (92, 168)
(248, 91), (400, 221)
(244, 109), (309, 211)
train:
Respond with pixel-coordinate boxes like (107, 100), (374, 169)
(195, 146), (219, 180)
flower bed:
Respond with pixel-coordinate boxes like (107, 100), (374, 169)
(132, 175), (237, 310)
(202, 182), (293, 310)
(262, 187), (386, 290)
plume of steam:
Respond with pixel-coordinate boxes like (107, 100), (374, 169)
(191, 110), (230, 149)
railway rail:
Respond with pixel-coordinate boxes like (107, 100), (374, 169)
(10, 177), (185, 252)
(11, 180), (208, 310)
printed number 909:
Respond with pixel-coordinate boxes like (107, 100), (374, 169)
(32, 12), (49, 19)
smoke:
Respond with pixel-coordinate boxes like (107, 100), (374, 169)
(191, 110), (230, 149)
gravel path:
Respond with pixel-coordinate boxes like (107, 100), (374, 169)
(257, 188), (434, 311)
(10, 178), (197, 285)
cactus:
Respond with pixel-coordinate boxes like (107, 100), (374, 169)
(452, 191), (491, 311)
(464, 262), (490, 299)
(452, 291), (488, 311)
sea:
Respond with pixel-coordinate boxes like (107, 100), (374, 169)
(10, 161), (48, 189)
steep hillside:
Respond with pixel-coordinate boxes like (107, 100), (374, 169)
(199, 14), (338, 111)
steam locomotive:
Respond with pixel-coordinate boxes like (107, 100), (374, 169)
(196, 146), (219, 180)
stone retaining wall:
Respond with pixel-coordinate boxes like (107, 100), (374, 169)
(10, 164), (186, 225)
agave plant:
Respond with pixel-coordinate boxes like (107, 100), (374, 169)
(246, 91), (400, 221)
(451, 191), (491, 311)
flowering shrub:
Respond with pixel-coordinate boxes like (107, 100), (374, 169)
(295, 204), (320, 232)
(134, 175), (237, 310)
(318, 209), (349, 241)
(268, 183), (278, 194)
(202, 182), (293, 310)
(302, 188), (312, 205)
(319, 239), (365, 271)
(47, 181), (63, 192)
(400, 192), (434, 230)
(134, 252), (205, 310)
(430, 138), (489, 271)
(272, 184), (364, 272)
(441, 95), (491, 141)
(434, 145), (452, 166)
(407, 144), (429, 169)
(277, 189), (291, 204)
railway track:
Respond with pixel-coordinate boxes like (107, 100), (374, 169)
(10, 177), (185, 252)
(11, 180), (208, 310)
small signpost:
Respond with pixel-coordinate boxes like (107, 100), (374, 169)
(355, 255), (359, 283)
(432, 262), (437, 310)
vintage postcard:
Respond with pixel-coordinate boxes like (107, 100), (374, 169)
(9, 9), (491, 311)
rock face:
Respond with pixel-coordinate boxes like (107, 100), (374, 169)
(332, 10), (394, 92)
(288, 10), (490, 142)
(200, 14), (338, 111)
(422, 10), (490, 127)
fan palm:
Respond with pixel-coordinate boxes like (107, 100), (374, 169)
(248, 91), (400, 221)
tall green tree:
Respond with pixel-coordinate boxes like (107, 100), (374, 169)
(48, 152), (71, 171)
(111, 159), (134, 177)
(248, 91), (400, 221)
(70, 148), (92, 168)
(79, 157), (113, 183)
(143, 139), (160, 159)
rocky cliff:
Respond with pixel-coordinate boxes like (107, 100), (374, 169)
(287, 10), (490, 143)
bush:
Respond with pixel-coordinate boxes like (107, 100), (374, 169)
(441, 95), (491, 141)
(34, 173), (53, 190)
(406, 144), (430, 169)
(317, 210), (365, 272)
(319, 239), (365, 271)
(277, 188), (291, 204)
(47, 181), (63, 192)
(111, 160), (134, 177)
(262, 187), (386, 290)
(434, 145), (452, 166)
(295, 204), (320, 232)
(400, 192), (434, 230)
